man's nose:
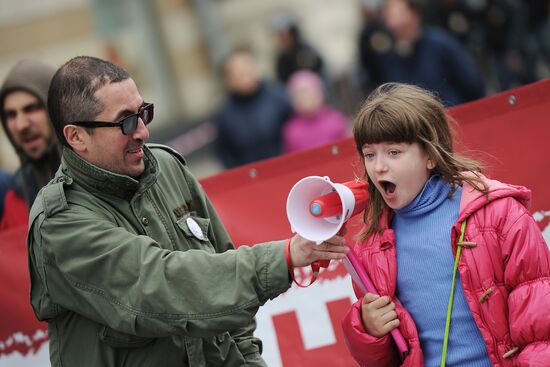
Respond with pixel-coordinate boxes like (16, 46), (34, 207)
(13, 112), (32, 132)
(132, 118), (150, 141)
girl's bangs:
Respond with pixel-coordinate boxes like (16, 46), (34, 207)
(355, 110), (418, 149)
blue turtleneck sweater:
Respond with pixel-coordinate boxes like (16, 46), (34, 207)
(392, 176), (490, 366)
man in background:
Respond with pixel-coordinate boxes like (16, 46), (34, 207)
(372, 0), (485, 106)
(214, 48), (292, 168)
(0, 59), (60, 230)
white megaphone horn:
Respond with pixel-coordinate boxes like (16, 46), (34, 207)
(286, 176), (369, 243)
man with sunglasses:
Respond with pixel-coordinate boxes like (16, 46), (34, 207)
(0, 59), (61, 231)
(27, 56), (347, 367)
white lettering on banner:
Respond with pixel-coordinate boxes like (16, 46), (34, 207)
(254, 274), (356, 367)
(0, 329), (49, 366)
(0, 342), (49, 366)
(533, 210), (550, 247)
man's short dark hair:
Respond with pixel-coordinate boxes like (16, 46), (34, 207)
(48, 56), (130, 147)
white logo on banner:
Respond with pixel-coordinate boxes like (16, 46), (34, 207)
(0, 332), (49, 367)
(255, 270), (356, 367)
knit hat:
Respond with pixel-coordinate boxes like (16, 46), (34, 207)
(287, 70), (325, 97)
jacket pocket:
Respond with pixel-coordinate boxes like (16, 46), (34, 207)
(200, 332), (248, 366)
(99, 326), (154, 348)
(176, 213), (215, 252)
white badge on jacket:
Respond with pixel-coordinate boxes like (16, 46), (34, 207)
(186, 217), (205, 240)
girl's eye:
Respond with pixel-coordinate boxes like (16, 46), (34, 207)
(389, 150), (400, 156)
(363, 152), (375, 159)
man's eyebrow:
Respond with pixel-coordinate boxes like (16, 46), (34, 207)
(23, 101), (43, 109)
(113, 102), (144, 121)
(5, 101), (42, 114)
(113, 109), (136, 121)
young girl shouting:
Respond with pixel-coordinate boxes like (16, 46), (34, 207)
(342, 83), (550, 366)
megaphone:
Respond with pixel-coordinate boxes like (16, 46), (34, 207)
(286, 176), (369, 243)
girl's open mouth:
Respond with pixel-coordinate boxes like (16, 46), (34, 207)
(380, 180), (396, 195)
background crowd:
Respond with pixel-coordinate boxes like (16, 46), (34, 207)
(0, 0), (549, 185)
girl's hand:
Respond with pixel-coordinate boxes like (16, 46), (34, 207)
(360, 292), (400, 337)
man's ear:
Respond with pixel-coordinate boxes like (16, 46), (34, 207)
(427, 159), (435, 170)
(63, 125), (87, 152)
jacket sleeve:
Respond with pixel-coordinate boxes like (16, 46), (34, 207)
(342, 294), (400, 366)
(28, 202), (290, 340)
(178, 164), (272, 364)
(501, 200), (550, 364)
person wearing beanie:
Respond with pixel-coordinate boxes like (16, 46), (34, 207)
(283, 70), (349, 153)
(0, 59), (61, 231)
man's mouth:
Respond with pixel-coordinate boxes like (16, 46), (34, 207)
(20, 134), (43, 150)
(21, 133), (40, 144)
(127, 146), (143, 154)
(379, 180), (396, 195)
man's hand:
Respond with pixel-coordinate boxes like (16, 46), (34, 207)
(288, 234), (348, 268)
(360, 293), (400, 337)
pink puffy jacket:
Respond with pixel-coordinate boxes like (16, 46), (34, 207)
(342, 176), (550, 366)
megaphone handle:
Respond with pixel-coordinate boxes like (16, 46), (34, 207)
(309, 224), (346, 277)
(337, 223), (348, 237)
(312, 259), (331, 270)
(344, 243), (409, 360)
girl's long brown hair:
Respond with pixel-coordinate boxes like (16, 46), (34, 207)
(353, 83), (488, 237)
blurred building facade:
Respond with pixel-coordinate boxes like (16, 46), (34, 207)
(2, 0), (547, 177)
(0, 0), (361, 176)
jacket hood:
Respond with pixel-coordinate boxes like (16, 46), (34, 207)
(458, 173), (531, 221)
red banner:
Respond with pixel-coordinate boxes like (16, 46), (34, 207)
(1, 79), (549, 366)
(0, 226), (49, 365)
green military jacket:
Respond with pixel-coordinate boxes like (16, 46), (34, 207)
(27, 144), (290, 366)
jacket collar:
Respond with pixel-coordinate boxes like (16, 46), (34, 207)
(61, 145), (159, 201)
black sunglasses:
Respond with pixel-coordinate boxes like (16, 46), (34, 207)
(71, 103), (154, 135)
